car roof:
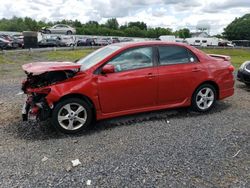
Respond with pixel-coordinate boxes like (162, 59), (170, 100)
(112, 41), (190, 49)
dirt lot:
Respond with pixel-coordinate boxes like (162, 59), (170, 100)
(0, 50), (249, 187)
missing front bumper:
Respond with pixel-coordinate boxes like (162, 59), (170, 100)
(22, 95), (52, 121)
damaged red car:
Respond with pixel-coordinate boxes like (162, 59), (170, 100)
(22, 41), (235, 133)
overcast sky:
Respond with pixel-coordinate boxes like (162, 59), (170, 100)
(0, 0), (249, 34)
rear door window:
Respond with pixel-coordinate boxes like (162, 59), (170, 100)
(158, 46), (198, 65)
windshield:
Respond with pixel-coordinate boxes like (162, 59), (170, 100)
(77, 45), (121, 70)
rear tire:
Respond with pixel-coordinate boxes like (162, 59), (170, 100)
(191, 84), (217, 112)
(52, 98), (93, 134)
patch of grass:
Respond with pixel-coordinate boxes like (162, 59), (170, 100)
(0, 49), (95, 79)
(43, 49), (95, 61)
(201, 48), (250, 68)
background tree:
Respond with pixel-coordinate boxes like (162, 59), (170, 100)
(224, 14), (250, 40)
(0, 16), (180, 38)
(105, 18), (119, 30)
(176, 28), (191, 39)
(128, 21), (147, 30)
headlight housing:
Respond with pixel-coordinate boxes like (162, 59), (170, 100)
(239, 61), (250, 70)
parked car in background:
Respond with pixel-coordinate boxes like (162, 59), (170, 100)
(0, 38), (12, 49)
(12, 35), (24, 48)
(77, 38), (95, 46)
(237, 61), (250, 86)
(60, 36), (76, 46)
(38, 37), (67, 48)
(95, 38), (110, 46)
(119, 38), (133, 42)
(159, 35), (176, 42)
(0, 34), (23, 48)
(108, 37), (120, 44)
(21, 41), (235, 134)
(218, 41), (235, 47)
(41, 24), (76, 35)
(0, 34), (12, 41)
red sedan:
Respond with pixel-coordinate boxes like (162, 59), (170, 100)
(22, 42), (234, 133)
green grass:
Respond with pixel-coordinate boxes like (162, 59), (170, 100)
(0, 49), (95, 79)
(0, 48), (250, 79)
(201, 48), (250, 68)
(43, 49), (95, 61)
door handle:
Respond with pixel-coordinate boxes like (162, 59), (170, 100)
(145, 73), (156, 79)
(192, 67), (201, 72)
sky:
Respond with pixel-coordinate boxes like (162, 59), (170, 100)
(0, 0), (249, 34)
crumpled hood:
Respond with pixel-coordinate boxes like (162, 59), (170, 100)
(22, 61), (81, 75)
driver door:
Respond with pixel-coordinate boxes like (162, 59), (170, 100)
(97, 47), (158, 114)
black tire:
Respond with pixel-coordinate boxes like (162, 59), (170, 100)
(46, 30), (51, 34)
(245, 83), (250, 87)
(52, 98), (93, 134)
(67, 31), (73, 35)
(191, 84), (217, 112)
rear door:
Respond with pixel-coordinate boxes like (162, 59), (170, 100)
(157, 45), (206, 105)
(97, 46), (158, 113)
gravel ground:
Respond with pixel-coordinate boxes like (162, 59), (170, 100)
(0, 77), (249, 187)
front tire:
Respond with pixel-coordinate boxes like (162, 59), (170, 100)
(191, 84), (217, 112)
(52, 98), (93, 134)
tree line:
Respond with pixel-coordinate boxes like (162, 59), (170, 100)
(223, 14), (250, 40)
(0, 17), (191, 38)
(1, 14), (249, 40)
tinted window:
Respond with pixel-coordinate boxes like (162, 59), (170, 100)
(108, 47), (153, 72)
(158, 46), (197, 65)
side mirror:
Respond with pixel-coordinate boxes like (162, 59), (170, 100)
(102, 64), (115, 74)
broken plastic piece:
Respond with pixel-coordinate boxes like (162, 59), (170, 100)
(71, 159), (81, 167)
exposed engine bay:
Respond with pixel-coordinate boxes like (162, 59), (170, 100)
(22, 69), (78, 121)
(22, 70), (76, 91)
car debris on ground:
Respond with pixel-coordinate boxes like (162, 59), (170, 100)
(41, 156), (48, 162)
(71, 159), (81, 167)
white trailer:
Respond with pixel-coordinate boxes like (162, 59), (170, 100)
(159, 35), (176, 42)
(186, 37), (219, 46)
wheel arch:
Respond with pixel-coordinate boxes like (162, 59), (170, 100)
(194, 80), (219, 99)
(67, 30), (72, 35)
(56, 93), (96, 118)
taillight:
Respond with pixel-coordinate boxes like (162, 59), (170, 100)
(228, 65), (235, 72)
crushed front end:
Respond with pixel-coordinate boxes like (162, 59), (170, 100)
(21, 68), (79, 121)
(21, 84), (52, 121)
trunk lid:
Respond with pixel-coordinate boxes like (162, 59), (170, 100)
(22, 61), (81, 75)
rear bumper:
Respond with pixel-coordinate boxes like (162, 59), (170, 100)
(218, 75), (235, 100)
(219, 87), (234, 100)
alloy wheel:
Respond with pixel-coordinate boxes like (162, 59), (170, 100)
(57, 103), (87, 130)
(196, 87), (215, 110)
